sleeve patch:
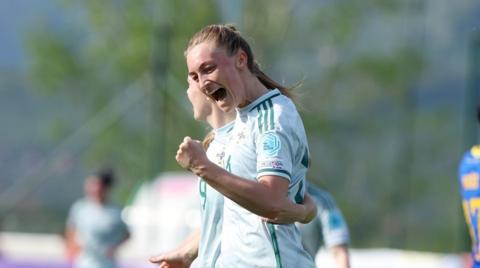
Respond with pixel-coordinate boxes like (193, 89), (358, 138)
(261, 132), (281, 157)
(258, 160), (285, 170)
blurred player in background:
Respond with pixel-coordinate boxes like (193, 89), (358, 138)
(176, 24), (316, 267)
(150, 84), (235, 268)
(150, 82), (316, 268)
(65, 169), (130, 268)
(297, 183), (350, 268)
(458, 106), (480, 268)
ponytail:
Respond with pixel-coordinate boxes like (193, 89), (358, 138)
(202, 130), (215, 150)
(251, 62), (301, 100)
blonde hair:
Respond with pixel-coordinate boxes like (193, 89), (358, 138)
(185, 24), (300, 99)
(202, 130), (215, 150)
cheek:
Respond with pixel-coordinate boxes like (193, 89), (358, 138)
(187, 91), (194, 104)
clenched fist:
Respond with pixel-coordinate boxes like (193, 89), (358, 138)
(176, 136), (208, 175)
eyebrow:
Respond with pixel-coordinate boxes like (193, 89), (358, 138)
(188, 60), (215, 78)
(199, 61), (216, 72)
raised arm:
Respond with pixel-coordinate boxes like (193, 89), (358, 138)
(176, 137), (316, 222)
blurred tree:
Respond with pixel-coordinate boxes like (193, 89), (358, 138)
(25, 0), (220, 202)
(22, 0), (472, 252)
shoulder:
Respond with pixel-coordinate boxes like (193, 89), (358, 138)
(67, 199), (89, 223)
(70, 198), (88, 211)
(248, 94), (300, 133)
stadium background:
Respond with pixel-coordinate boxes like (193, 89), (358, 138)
(0, 0), (478, 266)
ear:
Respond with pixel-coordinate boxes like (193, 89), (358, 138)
(235, 49), (248, 70)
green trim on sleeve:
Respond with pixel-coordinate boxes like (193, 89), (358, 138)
(257, 168), (291, 179)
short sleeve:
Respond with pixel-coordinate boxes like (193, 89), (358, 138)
(317, 194), (350, 247)
(256, 129), (294, 181)
(66, 200), (81, 228)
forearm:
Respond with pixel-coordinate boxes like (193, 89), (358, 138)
(178, 229), (200, 261)
(331, 245), (350, 268)
(193, 161), (288, 219)
(280, 193), (317, 224)
(149, 229), (200, 266)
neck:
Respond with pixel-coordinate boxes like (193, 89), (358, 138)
(90, 195), (106, 204)
(206, 109), (236, 129)
(238, 73), (269, 108)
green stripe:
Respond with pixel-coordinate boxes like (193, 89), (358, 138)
(257, 106), (263, 132)
(301, 148), (309, 168)
(258, 168), (291, 178)
(248, 93), (281, 112)
(268, 99), (274, 130)
(294, 180), (304, 204)
(199, 179), (207, 210)
(267, 223), (282, 268)
(262, 102), (269, 132)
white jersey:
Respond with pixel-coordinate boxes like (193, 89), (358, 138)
(198, 121), (234, 268)
(219, 89), (314, 268)
(67, 198), (129, 268)
(297, 184), (350, 258)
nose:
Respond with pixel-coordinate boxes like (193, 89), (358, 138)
(198, 77), (206, 91)
(198, 75), (212, 93)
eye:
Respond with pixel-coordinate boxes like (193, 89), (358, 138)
(202, 64), (216, 74)
(188, 73), (199, 83)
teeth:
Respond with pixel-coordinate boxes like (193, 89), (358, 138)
(208, 89), (219, 95)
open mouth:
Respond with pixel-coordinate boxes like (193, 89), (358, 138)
(208, 87), (227, 102)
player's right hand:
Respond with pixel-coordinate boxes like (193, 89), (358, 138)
(176, 136), (208, 175)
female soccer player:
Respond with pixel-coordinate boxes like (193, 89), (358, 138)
(150, 83), (315, 268)
(176, 24), (315, 267)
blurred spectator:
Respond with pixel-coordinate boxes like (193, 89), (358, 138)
(457, 106), (480, 268)
(297, 184), (351, 268)
(65, 168), (129, 268)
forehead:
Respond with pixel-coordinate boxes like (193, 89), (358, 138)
(186, 41), (231, 70)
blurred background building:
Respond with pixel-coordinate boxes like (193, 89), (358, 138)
(0, 0), (479, 267)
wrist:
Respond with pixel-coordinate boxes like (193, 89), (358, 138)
(190, 161), (208, 177)
(298, 205), (308, 223)
(180, 245), (197, 264)
(191, 158), (216, 178)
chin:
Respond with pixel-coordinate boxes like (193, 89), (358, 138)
(220, 106), (234, 113)
(192, 113), (201, 121)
